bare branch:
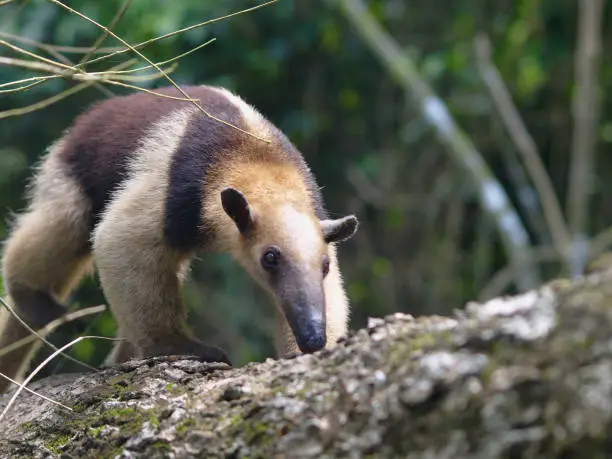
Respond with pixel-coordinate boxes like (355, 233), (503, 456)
(566, 0), (604, 275)
(0, 32), (117, 97)
(45, 0), (272, 143)
(335, 0), (540, 291)
(0, 59), (151, 119)
(0, 39), (76, 71)
(0, 296), (96, 371)
(0, 78), (49, 94)
(90, 38), (215, 76)
(474, 34), (572, 261)
(78, 0), (280, 69)
(0, 335), (122, 421)
(0, 372), (73, 411)
(0, 305), (107, 358)
(77, 0), (133, 66)
(0, 31), (121, 54)
(0, 56), (70, 74)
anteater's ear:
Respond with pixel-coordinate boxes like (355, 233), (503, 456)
(221, 187), (253, 234)
(320, 215), (359, 244)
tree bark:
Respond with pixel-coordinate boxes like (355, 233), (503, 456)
(2, 258), (612, 458)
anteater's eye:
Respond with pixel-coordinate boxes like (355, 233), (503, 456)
(322, 256), (330, 278)
(261, 246), (281, 271)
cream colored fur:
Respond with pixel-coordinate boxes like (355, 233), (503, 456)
(0, 142), (92, 391)
(93, 107), (198, 359)
(208, 87), (272, 142)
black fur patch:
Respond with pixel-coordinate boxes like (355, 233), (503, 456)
(10, 284), (66, 328)
(163, 90), (245, 250)
(58, 86), (230, 229)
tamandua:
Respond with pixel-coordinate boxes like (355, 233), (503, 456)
(0, 85), (358, 391)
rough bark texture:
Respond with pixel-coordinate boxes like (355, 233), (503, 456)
(2, 259), (612, 458)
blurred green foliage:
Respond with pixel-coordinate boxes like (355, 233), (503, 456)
(0, 0), (611, 376)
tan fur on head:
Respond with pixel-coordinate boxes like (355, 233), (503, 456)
(205, 162), (318, 255)
(203, 160), (352, 356)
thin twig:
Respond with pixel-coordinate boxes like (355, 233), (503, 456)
(0, 31), (117, 97)
(0, 305), (107, 358)
(474, 34), (571, 261)
(89, 38), (216, 76)
(0, 60), (167, 94)
(0, 31), (121, 54)
(0, 80), (166, 119)
(99, 63), (178, 82)
(0, 56), (72, 74)
(0, 81), (91, 119)
(78, 0), (280, 69)
(335, 0), (539, 290)
(0, 297), (96, 371)
(46, 0), (271, 142)
(0, 39), (77, 71)
(0, 32), (116, 98)
(0, 59), (172, 119)
(101, 80), (197, 99)
(566, 0), (604, 275)
(0, 372), (73, 411)
(0, 75), (55, 90)
(77, 0), (133, 66)
(0, 79), (48, 94)
(0, 335), (122, 421)
(0, 31), (73, 66)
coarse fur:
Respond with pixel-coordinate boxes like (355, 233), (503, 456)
(0, 85), (358, 392)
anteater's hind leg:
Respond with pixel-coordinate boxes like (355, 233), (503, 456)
(0, 149), (92, 392)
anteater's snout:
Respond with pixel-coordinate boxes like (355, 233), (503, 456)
(285, 301), (327, 354)
(295, 325), (326, 354)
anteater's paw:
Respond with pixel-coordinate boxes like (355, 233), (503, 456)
(282, 352), (302, 360)
(144, 340), (231, 366)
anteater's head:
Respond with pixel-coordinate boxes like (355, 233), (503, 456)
(220, 186), (358, 354)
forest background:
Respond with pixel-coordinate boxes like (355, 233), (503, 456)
(0, 0), (610, 376)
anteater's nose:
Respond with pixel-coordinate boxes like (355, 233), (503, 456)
(293, 312), (326, 354)
(296, 331), (326, 354)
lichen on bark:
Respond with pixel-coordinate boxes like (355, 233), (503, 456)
(2, 263), (612, 458)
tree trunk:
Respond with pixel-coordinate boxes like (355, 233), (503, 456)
(2, 258), (612, 458)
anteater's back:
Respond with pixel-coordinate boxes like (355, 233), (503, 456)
(53, 85), (311, 228)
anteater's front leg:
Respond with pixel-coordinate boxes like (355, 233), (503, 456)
(92, 183), (230, 365)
